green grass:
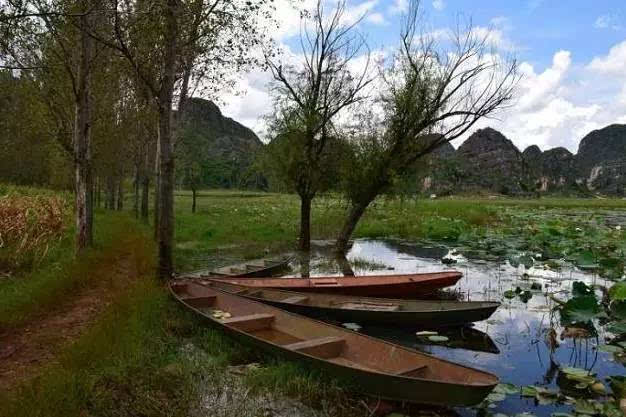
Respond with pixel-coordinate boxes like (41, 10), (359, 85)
(0, 211), (150, 330)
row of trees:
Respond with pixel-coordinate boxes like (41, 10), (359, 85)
(262, 0), (518, 255)
(1, 0), (276, 277)
(1, 0), (517, 272)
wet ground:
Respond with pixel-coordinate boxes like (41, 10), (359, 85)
(283, 239), (625, 417)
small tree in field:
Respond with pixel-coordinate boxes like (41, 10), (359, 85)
(266, 0), (372, 251)
(334, 0), (518, 255)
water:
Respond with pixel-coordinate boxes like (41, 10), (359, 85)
(285, 239), (625, 416)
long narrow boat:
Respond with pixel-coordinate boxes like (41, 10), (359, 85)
(199, 271), (463, 298)
(203, 280), (500, 327)
(208, 255), (293, 278)
(170, 280), (498, 406)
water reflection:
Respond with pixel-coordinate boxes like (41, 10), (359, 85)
(286, 238), (624, 417)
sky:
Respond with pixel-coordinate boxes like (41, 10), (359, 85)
(218, 0), (626, 154)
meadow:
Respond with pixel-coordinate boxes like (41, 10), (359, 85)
(2, 186), (625, 417)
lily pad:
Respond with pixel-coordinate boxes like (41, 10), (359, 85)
(572, 281), (594, 297)
(486, 392), (506, 402)
(609, 281), (626, 302)
(427, 335), (449, 342)
(494, 383), (519, 395)
(596, 344), (624, 353)
(416, 331), (438, 336)
(560, 296), (606, 324)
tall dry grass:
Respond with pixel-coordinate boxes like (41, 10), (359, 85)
(0, 194), (69, 273)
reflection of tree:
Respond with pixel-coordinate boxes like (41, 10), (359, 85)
(298, 251), (311, 278)
(336, 254), (355, 277)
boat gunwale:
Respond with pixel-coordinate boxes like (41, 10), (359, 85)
(202, 279), (501, 314)
(168, 279), (499, 388)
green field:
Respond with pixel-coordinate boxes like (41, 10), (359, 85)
(2, 186), (625, 417)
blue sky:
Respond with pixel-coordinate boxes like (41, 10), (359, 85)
(221, 0), (626, 153)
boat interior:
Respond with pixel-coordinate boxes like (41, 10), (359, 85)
(171, 280), (496, 386)
(205, 281), (499, 312)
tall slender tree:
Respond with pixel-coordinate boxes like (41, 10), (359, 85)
(266, 0), (372, 251)
(334, 0), (518, 254)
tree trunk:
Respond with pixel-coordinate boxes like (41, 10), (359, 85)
(335, 253), (355, 276)
(73, 8), (94, 254)
(154, 130), (160, 239)
(141, 176), (149, 221)
(335, 201), (369, 255)
(117, 178), (124, 210)
(298, 194), (312, 251)
(133, 164), (139, 218)
(191, 187), (196, 213)
(155, 0), (179, 279)
(107, 176), (115, 210)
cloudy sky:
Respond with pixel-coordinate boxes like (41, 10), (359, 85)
(218, 0), (626, 154)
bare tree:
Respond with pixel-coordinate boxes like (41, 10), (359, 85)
(266, 0), (372, 251)
(334, 0), (519, 255)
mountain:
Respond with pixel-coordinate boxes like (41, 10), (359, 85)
(575, 124), (626, 194)
(417, 124), (626, 196)
(178, 98), (264, 189)
(455, 128), (525, 194)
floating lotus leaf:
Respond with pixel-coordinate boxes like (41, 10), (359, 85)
(427, 335), (449, 342)
(573, 399), (597, 415)
(560, 296), (606, 324)
(572, 281), (594, 297)
(486, 392), (506, 402)
(606, 321), (626, 334)
(596, 344), (623, 353)
(609, 281), (626, 302)
(415, 331), (438, 336)
(494, 383), (519, 395)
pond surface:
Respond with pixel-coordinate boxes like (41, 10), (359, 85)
(284, 239), (625, 417)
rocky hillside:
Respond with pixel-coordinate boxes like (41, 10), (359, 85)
(177, 98), (264, 189)
(575, 124), (626, 194)
(419, 124), (626, 196)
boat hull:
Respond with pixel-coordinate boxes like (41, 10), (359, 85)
(169, 280), (498, 406)
(252, 300), (499, 327)
(211, 272), (463, 298)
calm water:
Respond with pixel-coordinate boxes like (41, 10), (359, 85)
(284, 239), (625, 416)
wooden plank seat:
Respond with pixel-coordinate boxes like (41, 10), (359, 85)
(396, 364), (428, 377)
(336, 301), (400, 311)
(181, 295), (216, 308)
(280, 295), (309, 304)
(222, 313), (275, 332)
(284, 336), (345, 359)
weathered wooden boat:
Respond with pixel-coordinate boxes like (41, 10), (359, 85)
(201, 271), (463, 298)
(208, 255), (293, 278)
(169, 280), (498, 406)
(203, 280), (499, 327)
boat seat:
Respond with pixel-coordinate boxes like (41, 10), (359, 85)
(395, 364), (428, 377)
(181, 295), (216, 308)
(337, 302), (400, 311)
(221, 313), (275, 331)
(280, 295), (309, 304)
(284, 336), (345, 359)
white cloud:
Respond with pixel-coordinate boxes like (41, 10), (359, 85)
(366, 12), (387, 25)
(594, 13), (624, 31)
(588, 40), (626, 74)
(387, 0), (408, 15)
(432, 0), (445, 11)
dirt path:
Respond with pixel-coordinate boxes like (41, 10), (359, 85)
(0, 257), (132, 391)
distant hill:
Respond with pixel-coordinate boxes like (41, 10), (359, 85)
(418, 124), (626, 196)
(177, 98), (264, 189)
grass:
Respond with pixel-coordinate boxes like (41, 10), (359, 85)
(0, 211), (152, 330)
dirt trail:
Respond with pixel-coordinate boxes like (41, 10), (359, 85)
(0, 257), (132, 391)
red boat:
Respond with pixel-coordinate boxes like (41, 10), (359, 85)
(197, 271), (462, 298)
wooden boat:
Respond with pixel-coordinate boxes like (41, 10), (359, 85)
(201, 271), (463, 298)
(169, 280), (498, 406)
(203, 280), (500, 327)
(208, 255), (292, 278)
